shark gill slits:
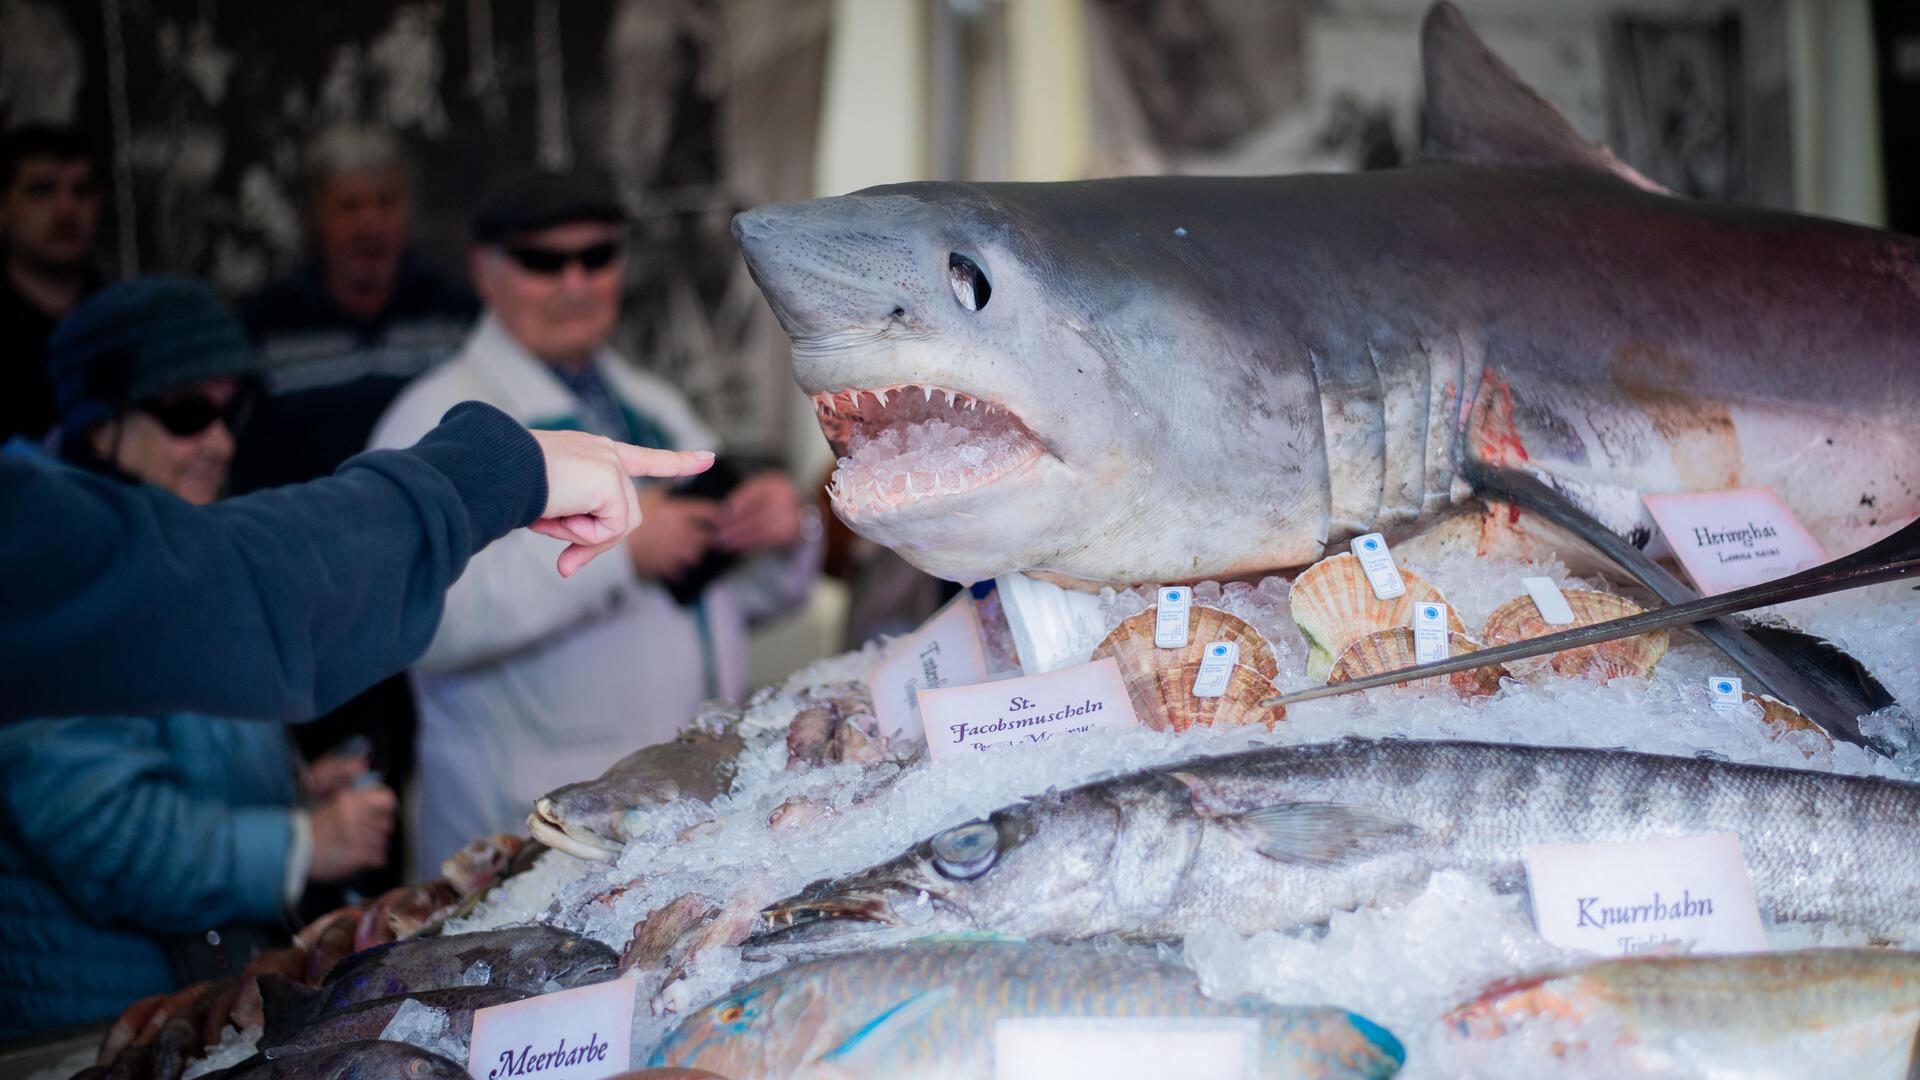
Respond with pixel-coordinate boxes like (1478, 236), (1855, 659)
(948, 252), (991, 312)
(931, 820), (1000, 879)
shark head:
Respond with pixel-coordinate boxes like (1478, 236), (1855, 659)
(733, 182), (1329, 587)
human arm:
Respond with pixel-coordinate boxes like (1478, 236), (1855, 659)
(0, 403), (710, 722)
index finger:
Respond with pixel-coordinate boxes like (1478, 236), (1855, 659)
(618, 445), (716, 479)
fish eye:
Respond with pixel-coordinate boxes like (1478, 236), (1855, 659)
(408, 1059), (432, 1077)
(948, 252), (991, 312)
(718, 1004), (746, 1024)
(931, 820), (999, 879)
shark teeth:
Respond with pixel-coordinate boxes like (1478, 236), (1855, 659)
(808, 383), (1001, 421)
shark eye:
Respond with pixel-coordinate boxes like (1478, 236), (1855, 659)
(948, 252), (991, 313)
(931, 820), (999, 879)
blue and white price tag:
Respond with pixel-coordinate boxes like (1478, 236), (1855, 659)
(1191, 641), (1238, 698)
(1349, 533), (1407, 600)
(1154, 587), (1191, 649)
(1708, 676), (1744, 712)
(1412, 602), (1450, 664)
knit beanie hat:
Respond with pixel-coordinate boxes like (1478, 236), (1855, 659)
(48, 275), (261, 445)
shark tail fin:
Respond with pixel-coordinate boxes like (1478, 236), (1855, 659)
(1420, 2), (1666, 192)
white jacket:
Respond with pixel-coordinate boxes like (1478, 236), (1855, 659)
(370, 316), (818, 876)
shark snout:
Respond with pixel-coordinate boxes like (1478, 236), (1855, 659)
(732, 196), (935, 340)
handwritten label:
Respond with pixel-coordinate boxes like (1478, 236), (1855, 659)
(1708, 676), (1744, 712)
(1349, 533), (1407, 599)
(867, 592), (989, 746)
(1524, 833), (1766, 957)
(1643, 488), (1826, 595)
(1154, 587), (1192, 648)
(994, 1017), (1254, 1080)
(920, 656), (1140, 761)
(468, 975), (634, 1080)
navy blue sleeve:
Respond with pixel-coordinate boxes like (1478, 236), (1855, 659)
(0, 402), (547, 722)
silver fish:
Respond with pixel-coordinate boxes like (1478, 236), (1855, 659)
(649, 940), (1404, 1079)
(1446, 948), (1920, 1078)
(530, 726), (744, 861)
(731, 3), (1920, 588)
(752, 739), (1920, 948)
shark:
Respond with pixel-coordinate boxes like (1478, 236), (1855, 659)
(731, 2), (1920, 591)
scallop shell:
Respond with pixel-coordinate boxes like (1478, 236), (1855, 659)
(1745, 692), (1833, 751)
(1325, 627), (1508, 698)
(1290, 553), (1466, 681)
(1481, 589), (1669, 680)
(1093, 606), (1284, 732)
(1093, 605), (1281, 683)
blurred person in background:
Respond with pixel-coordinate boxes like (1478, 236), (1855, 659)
(371, 167), (820, 878)
(235, 125), (476, 898)
(0, 277), (394, 1038)
(0, 124), (105, 444)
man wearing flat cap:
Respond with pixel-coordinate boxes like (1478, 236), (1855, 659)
(370, 167), (819, 876)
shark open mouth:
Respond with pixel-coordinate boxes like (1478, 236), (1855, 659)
(812, 384), (1047, 519)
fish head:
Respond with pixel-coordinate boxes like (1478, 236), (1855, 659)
(733, 182), (1325, 586)
(650, 979), (835, 1077)
(529, 779), (665, 862)
(747, 796), (1113, 948)
(315, 1039), (470, 1079)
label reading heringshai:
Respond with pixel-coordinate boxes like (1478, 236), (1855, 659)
(468, 973), (635, 1080)
(1523, 833), (1766, 957)
(1642, 487), (1827, 595)
(993, 1017), (1255, 1080)
(868, 592), (990, 746)
(919, 656), (1140, 760)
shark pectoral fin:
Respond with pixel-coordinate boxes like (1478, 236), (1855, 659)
(255, 974), (320, 1048)
(811, 987), (957, 1071)
(1229, 803), (1416, 869)
(1420, 2), (1664, 192)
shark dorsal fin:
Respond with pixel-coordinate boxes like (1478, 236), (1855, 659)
(1421, 2), (1664, 191)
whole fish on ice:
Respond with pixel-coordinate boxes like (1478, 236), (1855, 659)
(1446, 948), (1920, 1078)
(649, 939), (1404, 1078)
(752, 739), (1920, 948)
(317, 925), (615, 1010)
(731, 3), (1920, 587)
(530, 725), (744, 861)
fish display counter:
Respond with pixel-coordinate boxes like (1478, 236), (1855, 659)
(53, 3), (1920, 1079)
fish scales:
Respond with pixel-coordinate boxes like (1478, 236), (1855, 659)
(650, 941), (1403, 1079)
(756, 740), (1920, 948)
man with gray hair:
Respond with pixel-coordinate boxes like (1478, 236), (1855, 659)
(235, 124), (476, 491)
(235, 125), (476, 898)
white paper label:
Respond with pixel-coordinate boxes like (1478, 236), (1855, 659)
(1154, 586), (1192, 648)
(1411, 602), (1449, 664)
(867, 593), (990, 746)
(1349, 533), (1407, 599)
(1708, 676), (1744, 712)
(1642, 487), (1827, 595)
(1190, 640), (1238, 698)
(920, 656), (1140, 760)
(468, 974), (635, 1080)
(1523, 833), (1767, 957)
(994, 1017), (1255, 1080)
(1521, 576), (1576, 625)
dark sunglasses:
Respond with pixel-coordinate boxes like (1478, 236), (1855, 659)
(139, 390), (254, 438)
(502, 241), (624, 276)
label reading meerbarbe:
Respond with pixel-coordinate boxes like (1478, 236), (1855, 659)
(1190, 641), (1238, 698)
(468, 973), (633, 1080)
(1523, 833), (1766, 957)
(1350, 533), (1407, 599)
(1521, 576), (1577, 625)
(1708, 676), (1744, 712)
(1412, 602), (1450, 664)
(1154, 587), (1192, 648)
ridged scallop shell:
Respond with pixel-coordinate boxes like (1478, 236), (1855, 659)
(1325, 627), (1508, 698)
(1137, 661), (1284, 732)
(1481, 589), (1668, 680)
(1094, 606), (1281, 682)
(1093, 606), (1284, 732)
(1746, 692), (1833, 750)
(1290, 553), (1466, 681)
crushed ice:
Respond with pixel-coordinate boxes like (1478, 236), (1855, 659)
(378, 999), (467, 1064)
